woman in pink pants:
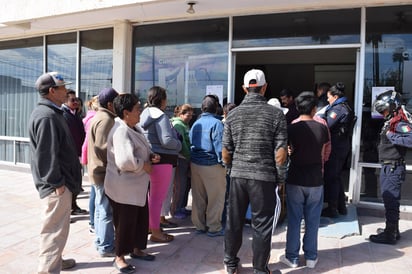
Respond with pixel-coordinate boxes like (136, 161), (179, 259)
(139, 86), (182, 243)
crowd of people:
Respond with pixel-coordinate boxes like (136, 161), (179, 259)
(29, 69), (410, 274)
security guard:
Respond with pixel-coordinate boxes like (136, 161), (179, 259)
(321, 82), (355, 218)
(369, 90), (412, 244)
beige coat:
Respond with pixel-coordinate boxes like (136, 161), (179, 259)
(105, 118), (151, 206)
(87, 107), (117, 185)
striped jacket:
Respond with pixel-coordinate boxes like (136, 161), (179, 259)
(223, 93), (287, 182)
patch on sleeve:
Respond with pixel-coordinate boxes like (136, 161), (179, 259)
(329, 111), (337, 119)
(401, 125), (412, 133)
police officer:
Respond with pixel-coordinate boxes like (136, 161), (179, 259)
(369, 90), (412, 244)
(321, 82), (355, 218)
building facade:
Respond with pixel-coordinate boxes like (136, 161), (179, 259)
(0, 1), (411, 212)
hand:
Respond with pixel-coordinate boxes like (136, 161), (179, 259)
(143, 162), (152, 174)
(150, 153), (161, 164)
(55, 185), (65, 196)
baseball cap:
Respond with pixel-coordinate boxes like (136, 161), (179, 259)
(98, 87), (119, 107)
(243, 69), (266, 88)
(35, 72), (72, 91)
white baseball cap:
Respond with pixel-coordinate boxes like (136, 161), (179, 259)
(243, 69), (266, 88)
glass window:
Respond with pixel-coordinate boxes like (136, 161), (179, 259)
(80, 28), (113, 102)
(361, 5), (412, 202)
(133, 19), (229, 111)
(47, 32), (77, 88)
(0, 37), (43, 163)
(233, 9), (360, 48)
(360, 166), (412, 203)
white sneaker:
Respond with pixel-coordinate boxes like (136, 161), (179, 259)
(279, 254), (298, 268)
(306, 258), (318, 268)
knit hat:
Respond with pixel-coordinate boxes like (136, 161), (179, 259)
(98, 88), (118, 107)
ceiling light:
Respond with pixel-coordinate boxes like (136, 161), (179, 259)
(186, 1), (196, 14)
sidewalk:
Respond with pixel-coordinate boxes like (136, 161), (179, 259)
(0, 166), (412, 274)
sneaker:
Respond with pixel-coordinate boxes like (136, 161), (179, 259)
(207, 229), (225, 237)
(173, 211), (187, 219)
(279, 254), (298, 268)
(71, 207), (88, 215)
(61, 258), (76, 270)
(195, 229), (207, 234)
(224, 265), (238, 274)
(89, 226), (95, 234)
(100, 251), (116, 257)
(306, 258), (318, 268)
(183, 208), (192, 215)
(160, 221), (178, 228)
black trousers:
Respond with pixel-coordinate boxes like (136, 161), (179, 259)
(224, 177), (276, 274)
(380, 163), (405, 224)
(108, 197), (149, 256)
(324, 148), (348, 209)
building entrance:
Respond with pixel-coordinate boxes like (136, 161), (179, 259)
(234, 47), (358, 202)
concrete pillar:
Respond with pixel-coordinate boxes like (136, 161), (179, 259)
(112, 20), (132, 93)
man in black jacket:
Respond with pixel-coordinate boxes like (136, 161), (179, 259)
(62, 89), (87, 215)
(29, 72), (82, 272)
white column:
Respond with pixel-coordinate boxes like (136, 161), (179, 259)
(112, 20), (132, 93)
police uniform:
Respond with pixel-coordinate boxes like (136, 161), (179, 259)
(322, 98), (354, 217)
(371, 119), (412, 243)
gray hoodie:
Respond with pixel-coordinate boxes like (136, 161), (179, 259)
(139, 107), (182, 157)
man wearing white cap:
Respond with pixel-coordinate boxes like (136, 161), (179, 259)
(29, 72), (80, 272)
(223, 69), (288, 274)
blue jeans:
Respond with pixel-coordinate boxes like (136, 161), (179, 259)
(89, 185), (96, 227)
(285, 184), (323, 261)
(94, 184), (115, 254)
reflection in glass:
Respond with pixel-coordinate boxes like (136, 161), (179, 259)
(133, 19), (229, 111)
(360, 167), (412, 205)
(80, 28), (113, 102)
(233, 9), (360, 48)
(0, 37), (43, 163)
(361, 5), (412, 206)
(47, 33), (77, 88)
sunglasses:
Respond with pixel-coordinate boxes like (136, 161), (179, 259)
(69, 98), (79, 103)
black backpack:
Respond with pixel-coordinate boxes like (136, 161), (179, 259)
(339, 102), (357, 137)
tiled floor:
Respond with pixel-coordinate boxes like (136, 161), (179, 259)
(0, 166), (412, 274)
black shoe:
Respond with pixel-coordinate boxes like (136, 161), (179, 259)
(369, 231), (397, 245)
(224, 265), (238, 274)
(321, 207), (339, 218)
(113, 261), (135, 274)
(377, 227), (401, 240)
(130, 252), (155, 261)
(160, 221), (178, 228)
(370, 222), (398, 245)
(71, 207), (88, 215)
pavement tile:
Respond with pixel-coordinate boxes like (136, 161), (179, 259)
(1, 166), (412, 274)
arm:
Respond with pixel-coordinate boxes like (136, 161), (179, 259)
(92, 119), (114, 166)
(222, 121), (233, 166)
(274, 114), (288, 183)
(33, 117), (65, 189)
(212, 121), (224, 164)
(155, 114), (182, 151)
(387, 122), (412, 148)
